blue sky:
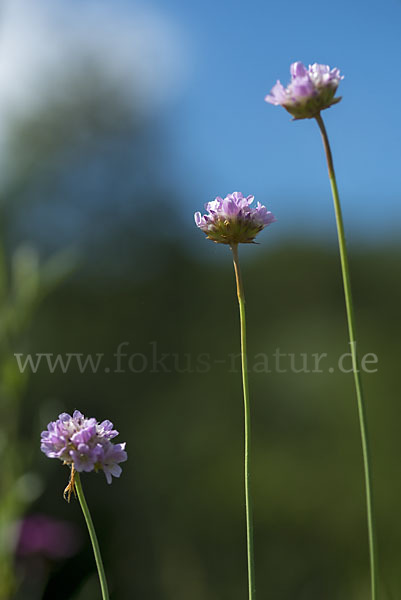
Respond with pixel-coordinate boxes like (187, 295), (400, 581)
(2, 0), (400, 250)
(137, 0), (401, 244)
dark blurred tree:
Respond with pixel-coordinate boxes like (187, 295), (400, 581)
(0, 53), (180, 599)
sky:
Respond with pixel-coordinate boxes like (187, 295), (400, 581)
(147, 0), (401, 244)
(0, 0), (400, 247)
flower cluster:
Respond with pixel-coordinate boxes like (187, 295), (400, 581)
(265, 62), (343, 119)
(41, 411), (127, 484)
(194, 191), (275, 244)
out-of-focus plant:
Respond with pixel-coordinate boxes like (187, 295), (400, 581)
(0, 242), (74, 599)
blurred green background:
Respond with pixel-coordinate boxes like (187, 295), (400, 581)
(0, 1), (400, 599)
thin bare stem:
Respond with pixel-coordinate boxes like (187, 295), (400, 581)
(316, 112), (378, 600)
(231, 243), (256, 600)
(74, 472), (110, 600)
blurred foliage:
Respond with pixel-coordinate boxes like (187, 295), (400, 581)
(14, 240), (401, 600)
(0, 46), (399, 600)
(0, 242), (73, 599)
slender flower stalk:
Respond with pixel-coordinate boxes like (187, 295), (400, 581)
(315, 112), (378, 600)
(74, 470), (110, 600)
(265, 61), (378, 599)
(231, 243), (256, 599)
(195, 192), (275, 599)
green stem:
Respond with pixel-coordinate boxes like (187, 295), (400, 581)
(231, 243), (256, 600)
(74, 472), (110, 600)
(315, 113), (378, 600)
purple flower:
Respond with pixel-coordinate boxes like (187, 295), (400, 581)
(17, 514), (81, 559)
(41, 410), (127, 484)
(265, 61), (343, 119)
(194, 191), (275, 244)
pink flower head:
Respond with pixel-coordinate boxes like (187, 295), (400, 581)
(41, 410), (127, 484)
(265, 61), (343, 119)
(194, 192), (275, 244)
